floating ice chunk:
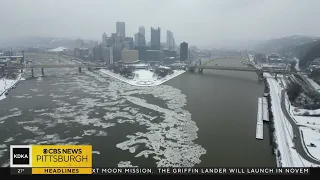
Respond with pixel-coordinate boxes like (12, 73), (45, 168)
(96, 131), (107, 136)
(92, 151), (100, 155)
(82, 130), (96, 136)
(118, 161), (138, 167)
(73, 136), (82, 140)
(0, 110), (22, 122)
(4, 137), (14, 143)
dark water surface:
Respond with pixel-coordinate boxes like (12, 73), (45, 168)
(0, 54), (275, 167)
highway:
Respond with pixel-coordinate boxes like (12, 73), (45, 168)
(280, 90), (320, 165)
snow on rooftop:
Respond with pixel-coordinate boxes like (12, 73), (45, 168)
(131, 64), (148, 67)
(48, 47), (69, 52)
(158, 65), (171, 69)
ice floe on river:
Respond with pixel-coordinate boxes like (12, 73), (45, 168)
(0, 70), (206, 167)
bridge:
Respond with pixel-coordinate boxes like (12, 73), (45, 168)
(188, 65), (305, 74)
(8, 55), (306, 77)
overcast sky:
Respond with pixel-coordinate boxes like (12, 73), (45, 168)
(1, 0), (320, 48)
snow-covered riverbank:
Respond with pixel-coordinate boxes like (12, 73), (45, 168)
(0, 74), (25, 100)
(265, 73), (320, 167)
(99, 69), (185, 87)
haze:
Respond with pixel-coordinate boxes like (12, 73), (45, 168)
(1, 0), (320, 48)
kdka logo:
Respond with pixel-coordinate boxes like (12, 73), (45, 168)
(10, 145), (32, 167)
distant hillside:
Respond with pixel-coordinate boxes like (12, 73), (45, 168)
(253, 35), (319, 54)
(293, 40), (320, 68)
(0, 36), (95, 49)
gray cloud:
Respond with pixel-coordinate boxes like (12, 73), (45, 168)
(1, 0), (320, 48)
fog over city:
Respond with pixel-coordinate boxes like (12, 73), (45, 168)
(1, 0), (320, 48)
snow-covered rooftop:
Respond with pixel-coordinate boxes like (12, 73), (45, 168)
(48, 47), (70, 52)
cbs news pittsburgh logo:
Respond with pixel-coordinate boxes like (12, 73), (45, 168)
(10, 145), (92, 174)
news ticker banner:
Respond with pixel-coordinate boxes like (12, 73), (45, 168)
(10, 145), (92, 175)
(7, 167), (319, 175)
(8, 145), (317, 175)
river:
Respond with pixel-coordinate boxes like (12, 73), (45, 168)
(0, 53), (276, 167)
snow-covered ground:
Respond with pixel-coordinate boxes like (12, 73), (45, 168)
(293, 57), (300, 71)
(265, 73), (320, 167)
(0, 74), (24, 101)
(292, 107), (320, 116)
(305, 76), (320, 92)
(300, 127), (320, 161)
(99, 69), (185, 87)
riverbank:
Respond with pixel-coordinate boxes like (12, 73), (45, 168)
(99, 69), (185, 87)
(264, 73), (320, 167)
(0, 74), (25, 101)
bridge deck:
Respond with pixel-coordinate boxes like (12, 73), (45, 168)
(7, 64), (305, 75)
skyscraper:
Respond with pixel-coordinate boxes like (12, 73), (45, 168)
(151, 27), (161, 50)
(102, 32), (108, 45)
(116, 22), (126, 37)
(134, 33), (146, 46)
(180, 42), (188, 61)
(166, 30), (175, 50)
(124, 37), (134, 50)
(139, 26), (145, 37)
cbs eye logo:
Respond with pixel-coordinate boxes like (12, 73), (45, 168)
(10, 145), (32, 167)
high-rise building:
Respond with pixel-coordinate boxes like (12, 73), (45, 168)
(166, 30), (175, 50)
(124, 37), (134, 50)
(75, 39), (84, 48)
(151, 27), (161, 50)
(116, 22), (126, 37)
(139, 26), (145, 37)
(110, 33), (121, 46)
(101, 47), (110, 63)
(135, 45), (150, 61)
(180, 42), (188, 61)
(134, 33), (146, 46)
(102, 32), (108, 45)
(109, 47), (114, 64)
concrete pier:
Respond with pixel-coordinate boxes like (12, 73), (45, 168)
(256, 97), (263, 140)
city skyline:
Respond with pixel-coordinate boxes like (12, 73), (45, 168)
(1, 0), (320, 49)
(102, 23), (177, 48)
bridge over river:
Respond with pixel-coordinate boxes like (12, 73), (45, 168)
(8, 56), (306, 77)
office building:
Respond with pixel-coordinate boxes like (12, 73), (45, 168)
(75, 39), (84, 48)
(145, 50), (164, 62)
(151, 27), (161, 50)
(93, 44), (102, 61)
(180, 42), (188, 61)
(109, 47), (114, 64)
(135, 45), (150, 62)
(121, 50), (139, 63)
(102, 32), (108, 45)
(124, 37), (134, 50)
(116, 22), (126, 37)
(166, 30), (175, 50)
(101, 47), (110, 63)
(134, 33), (146, 46)
(163, 50), (177, 58)
(139, 26), (145, 37)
